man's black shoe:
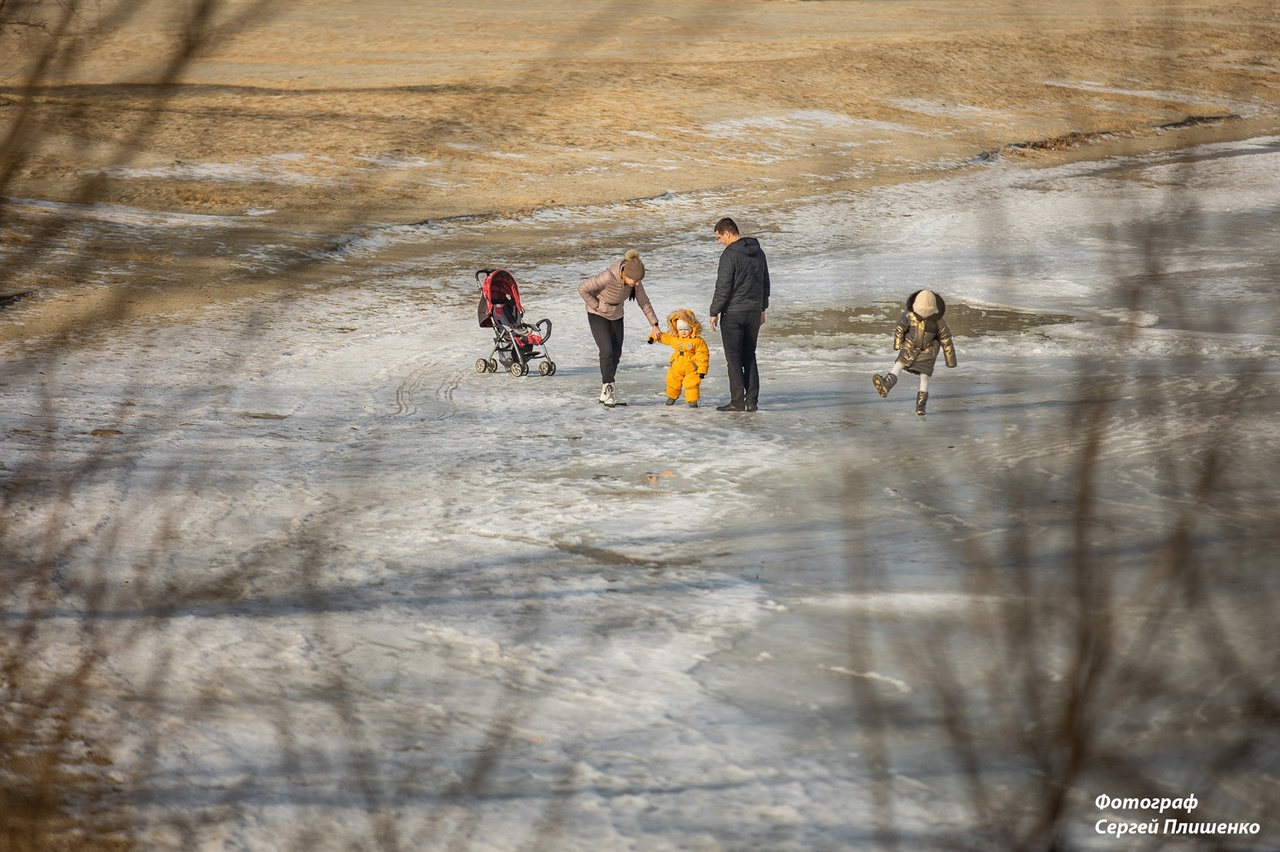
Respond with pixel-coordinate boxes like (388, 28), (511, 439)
(745, 402), (758, 412)
(716, 402), (746, 412)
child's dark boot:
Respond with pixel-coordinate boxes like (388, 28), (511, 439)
(873, 372), (897, 398)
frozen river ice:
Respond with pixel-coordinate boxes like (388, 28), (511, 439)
(3, 138), (1279, 849)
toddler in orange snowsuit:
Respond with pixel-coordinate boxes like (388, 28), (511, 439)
(648, 309), (711, 407)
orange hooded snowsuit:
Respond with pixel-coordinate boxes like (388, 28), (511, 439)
(650, 309), (711, 403)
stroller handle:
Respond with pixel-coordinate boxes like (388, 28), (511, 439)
(475, 269), (494, 284)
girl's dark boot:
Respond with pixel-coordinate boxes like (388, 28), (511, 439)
(873, 372), (897, 397)
(915, 391), (928, 416)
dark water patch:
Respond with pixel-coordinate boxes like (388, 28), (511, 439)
(769, 303), (1076, 339)
(944, 303), (1077, 336)
(973, 114), (1242, 163)
(0, 290), (34, 311)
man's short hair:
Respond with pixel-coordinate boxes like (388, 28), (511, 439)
(714, 217), (739, 236)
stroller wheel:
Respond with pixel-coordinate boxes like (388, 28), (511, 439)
(539, 360), (554, 376)
(475, 358), (489, 374)
(486, 358), (499, 373)
(509, 361), (527, 377)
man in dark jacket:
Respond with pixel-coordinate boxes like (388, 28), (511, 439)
(709, 217), (770, 411)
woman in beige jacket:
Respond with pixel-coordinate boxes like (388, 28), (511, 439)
(579, 249), (661, 406)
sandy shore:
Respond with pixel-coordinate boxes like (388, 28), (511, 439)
(2, 0), (1279, 339)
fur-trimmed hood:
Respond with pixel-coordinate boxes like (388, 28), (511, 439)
(665, 308), (703, 337)
(906, 289), (946, 319)
(651, 308), (711, 376)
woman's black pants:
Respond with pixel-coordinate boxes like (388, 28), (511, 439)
(587, 313), (625, 384)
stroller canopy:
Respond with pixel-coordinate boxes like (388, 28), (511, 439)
(478, 269), (524, 328)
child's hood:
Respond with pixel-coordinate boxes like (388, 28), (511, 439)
(666, 308), (703, 337)
(906, 289), (946, 319)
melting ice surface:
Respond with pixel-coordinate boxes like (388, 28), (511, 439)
(2, 137), (1279, 850)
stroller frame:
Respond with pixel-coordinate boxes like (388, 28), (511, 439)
(474, 268), (556, 377)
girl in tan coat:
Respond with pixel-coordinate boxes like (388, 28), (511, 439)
(872, 289), (958, 415)
(648, 309), (711, 407)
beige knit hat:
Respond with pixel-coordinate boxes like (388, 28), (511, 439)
(912, 289), (939, 318)
(621, 249), (645, 283)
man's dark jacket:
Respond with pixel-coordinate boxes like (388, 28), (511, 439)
(710, 237), (771, 316)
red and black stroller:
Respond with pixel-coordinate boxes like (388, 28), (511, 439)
(474, 269), (556, 377)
